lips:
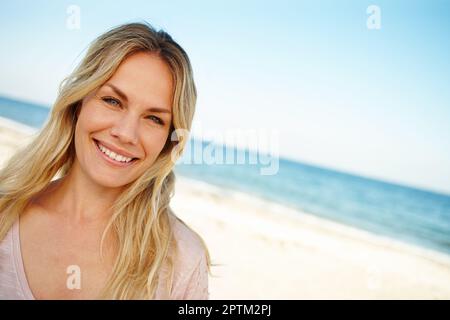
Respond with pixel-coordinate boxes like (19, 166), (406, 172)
(93, 139), (138, 167)
(94, 139), (139, 159)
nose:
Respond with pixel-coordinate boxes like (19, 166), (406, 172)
(109, 112), (139, 145)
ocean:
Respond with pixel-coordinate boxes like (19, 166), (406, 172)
(1, 95), (450, 256)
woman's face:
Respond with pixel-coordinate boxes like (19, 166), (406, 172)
(74, 51), (174, 188)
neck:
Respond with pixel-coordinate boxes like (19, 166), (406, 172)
(43, 161), (124, 227)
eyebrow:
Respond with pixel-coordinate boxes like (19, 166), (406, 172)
(103, 83), (172, 114)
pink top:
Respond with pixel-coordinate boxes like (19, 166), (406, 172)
(0, 217), (209, 300)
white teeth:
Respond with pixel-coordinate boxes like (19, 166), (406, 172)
(97, 141), (133, 163)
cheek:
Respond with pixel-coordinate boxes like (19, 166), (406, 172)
(140, 132), (170, 162)
(74, 103), (111, 161)
(77, 104), (111, 133)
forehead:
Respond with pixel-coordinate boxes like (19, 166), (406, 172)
(103, 51), (174, 112)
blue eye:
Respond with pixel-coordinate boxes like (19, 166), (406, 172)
(147, 115), (164, 125)
(101, 96), (164, 126)
(102, 97), (121, 107)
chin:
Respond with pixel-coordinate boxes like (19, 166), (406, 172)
(90, 171), (134, 189)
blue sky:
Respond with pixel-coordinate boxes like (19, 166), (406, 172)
(0, 0), (449, 194)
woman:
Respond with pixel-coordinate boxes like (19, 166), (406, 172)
(0, 22), (211, 299)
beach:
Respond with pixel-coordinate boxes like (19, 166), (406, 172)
(1, 117), (450, 299)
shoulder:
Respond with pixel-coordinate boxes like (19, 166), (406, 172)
(165, 212), (210, 299)
(169, 213), (207, 265)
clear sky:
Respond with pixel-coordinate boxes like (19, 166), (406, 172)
(0, 0), (449, 194)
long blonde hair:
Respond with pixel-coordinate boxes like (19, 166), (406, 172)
(0, 22), (211, 299)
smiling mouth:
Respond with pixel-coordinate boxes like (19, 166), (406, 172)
(93, 139), (139, 165)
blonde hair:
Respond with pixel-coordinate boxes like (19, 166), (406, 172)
(0, 22), (211, 299)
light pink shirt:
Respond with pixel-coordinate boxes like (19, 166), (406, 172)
(0, 217), (209, 300)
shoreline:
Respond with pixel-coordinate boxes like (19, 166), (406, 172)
(174, 175), (450, 267)
(170, 179), (450, 298)
(0, 116), (39, 135)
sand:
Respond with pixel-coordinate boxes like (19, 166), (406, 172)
(1, 116), (450, 299)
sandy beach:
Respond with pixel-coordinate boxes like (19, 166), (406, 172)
(1, 117), (450, 299)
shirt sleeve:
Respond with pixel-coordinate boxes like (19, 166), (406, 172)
(182, 253), (209, 300)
